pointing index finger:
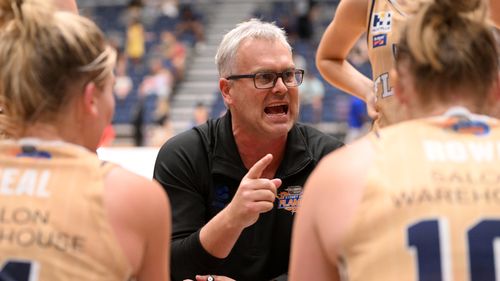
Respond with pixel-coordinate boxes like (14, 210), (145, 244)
(244, 154), (273, 180)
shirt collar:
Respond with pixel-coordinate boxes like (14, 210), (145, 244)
(211, 111), (313, 179)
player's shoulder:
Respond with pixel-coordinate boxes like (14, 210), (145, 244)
(309, 136), (374, 194)
(105, 166), (169, 213)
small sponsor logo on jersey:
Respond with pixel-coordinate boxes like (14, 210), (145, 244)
(277, 186), (303, 213)
(372, 12), (392, 34)
(16, 146), (51, 159)
(373, 34), (387, 48)
(442, 117), (490, 135)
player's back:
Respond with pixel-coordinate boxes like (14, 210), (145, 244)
(0, 140), (131, 281)
(340, 109), (500, 281)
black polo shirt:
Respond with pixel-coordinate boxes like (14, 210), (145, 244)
(153, 111), (343, 281)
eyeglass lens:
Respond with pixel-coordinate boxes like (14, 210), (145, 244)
(254, 70), (303, 88)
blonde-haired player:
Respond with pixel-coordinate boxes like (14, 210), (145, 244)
(290, 0), (500, 280)
(0, 0), (170, 280)
(316, 0), (500, 128)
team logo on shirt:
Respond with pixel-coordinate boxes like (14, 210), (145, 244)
(16, 146), (52, 159)
(277, 186), (303, 213)
(372, 12), (392, 34)
(373, 34), (387, 48)
(441, 117), (490, 135)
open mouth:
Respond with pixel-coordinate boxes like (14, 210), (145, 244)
(264, 104), (289, 115)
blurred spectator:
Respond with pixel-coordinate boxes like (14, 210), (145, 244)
(175, 4), (205, 48)
(139, 56), (174, 102)
(294, 0), (324, 42)
(125, 0), (145, 64)
(296, 0), (314, 40)
(162, 0), (178, 18)
(344, 96), (370, 143)
(293, 53), (307, 71)
(299, 71), (325, 124)
(278, 15), (297, 42)
(344, 37), (371, 143)
(159, 31), (187, 81)
(114, 52), (133, 101)
(192, 102), (209, 127)
(132, 56), (174, 146)
(349, 36), (371, 78)
(126, 17), (145, 64)
(149, 113), (173, 147)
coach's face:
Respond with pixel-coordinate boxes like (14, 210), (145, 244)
(221, 38), (299, 139)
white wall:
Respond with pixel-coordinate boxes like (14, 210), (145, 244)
(97, 147), (160, 179)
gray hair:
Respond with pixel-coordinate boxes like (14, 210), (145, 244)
(215, 18), (292, 77)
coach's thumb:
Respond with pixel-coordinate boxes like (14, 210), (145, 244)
(271, 178), (282, 189)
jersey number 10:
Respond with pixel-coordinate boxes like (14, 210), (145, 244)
(407, 219), (500, 281)
(0, 260), (38, 281)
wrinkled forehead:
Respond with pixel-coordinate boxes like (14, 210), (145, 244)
(234, 38), (293, 71)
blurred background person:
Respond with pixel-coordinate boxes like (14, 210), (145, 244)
(192, 102), (209, 127)
(299, 69), (325, 125)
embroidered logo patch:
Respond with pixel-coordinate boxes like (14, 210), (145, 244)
(445, 118), (490, 135)
(277, 186), (303, 213)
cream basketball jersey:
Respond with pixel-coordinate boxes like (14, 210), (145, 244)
(0, 140), (131, 281)
(340, 108), (500, 281)
(367, 0), (406, 127)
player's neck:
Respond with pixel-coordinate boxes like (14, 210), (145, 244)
(23, 122), (82, 147)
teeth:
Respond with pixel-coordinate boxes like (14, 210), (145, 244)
(265, 104), (288, 114)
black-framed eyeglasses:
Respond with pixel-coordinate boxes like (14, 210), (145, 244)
(226, 69), (305, 89)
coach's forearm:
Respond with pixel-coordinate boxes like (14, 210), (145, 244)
(199, 207), (244, 259)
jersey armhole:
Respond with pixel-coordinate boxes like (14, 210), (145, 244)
(366, 0), (376, 42)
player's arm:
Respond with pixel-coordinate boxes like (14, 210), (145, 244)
(289, 138), (374, 281)
(105, 168), (171, 281)
(289, 164), (341, 281)
(316, 0), (373, 102)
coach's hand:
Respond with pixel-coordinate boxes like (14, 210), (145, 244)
(225, 154), (281, 229)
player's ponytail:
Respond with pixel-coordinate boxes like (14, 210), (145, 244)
(0, 0), (115, 138)
(0, 0), (53, 36)
(0, 0), (55, 138)
(397, 0), (498, 106)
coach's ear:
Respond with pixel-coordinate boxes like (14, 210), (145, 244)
(219, 78), (233, 106)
